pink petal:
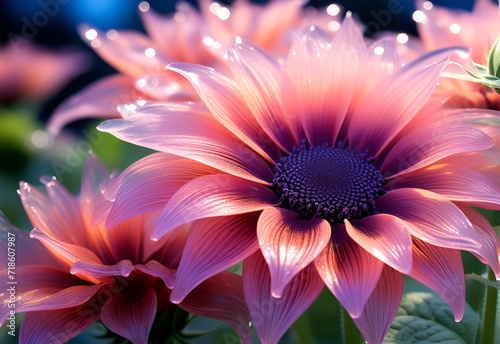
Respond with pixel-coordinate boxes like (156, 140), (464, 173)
(0, 214), (63, 269)
(314, 224), (384, 318)
(386, 164), (500, 210)
(19, 182), (84, 245)
(70, 260), (134, 278)
(243, 252), (324, 344)
(98, 101), (274, 184)
(345, 215), (413, 274)
(47, 74), (135, 135)
(80, 26), (170, 78)
(19, 306), (100, 344)
(140, 4), (208, 64)
(456, 204), (500, 279)
(257, 207), (331, 298)
(80, 151), (114, 220)
(410, 238), (465, 321)
(376, 188), (482, 252)
(228, 41), (297, 151)
(353, 266), (403, 344)
(348, 46), (470, 157)
(284, 16), (363, 146)
(180, 271), (252, 344)
(42, 177), (87, 237)
(135, 260), (176, 289)
(1, 267), (103, 318)
(101, 288), (157, 344)
(152, 174), (279, 240)
(381, 125), (494, 178)
(104, 153), (218, 228)
(30, 228), (103, 267)
(171, 213), (260, 303)
(168, 62), (282, 163)
(142, 220), (191, 268)
(134, 73), (195, 100)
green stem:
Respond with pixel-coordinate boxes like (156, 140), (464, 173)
(342, 307), (364, 344)
(481, 267), (498, 344)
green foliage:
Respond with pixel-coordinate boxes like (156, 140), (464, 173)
(384, 292), (478, 344)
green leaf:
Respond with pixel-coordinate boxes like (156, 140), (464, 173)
(462, 66), (482, 80)
(488, 33), (500, 78)
(471, 60), (489, 75)
(384, 292), (478, 344)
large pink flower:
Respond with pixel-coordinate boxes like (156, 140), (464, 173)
(98, 16), (500, 344)
(413, 0), (500, 109)
(0, 153), (251, 344)
(47, 0), (343, 135)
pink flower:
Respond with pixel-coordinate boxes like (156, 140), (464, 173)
(0, 153), (251, 344)
(98, 15), (500, 344)
(47, 0), (344, 135)
(0, 42), (89, 102)
(413, 0), (500, 109)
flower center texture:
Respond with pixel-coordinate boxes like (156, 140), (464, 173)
(273, 143), (385, 223)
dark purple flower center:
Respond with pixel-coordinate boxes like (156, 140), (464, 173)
(273, 143), (385, 223)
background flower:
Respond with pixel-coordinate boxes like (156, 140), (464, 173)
(0, 153), (251, 344)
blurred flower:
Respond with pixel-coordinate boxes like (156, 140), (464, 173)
(413, 0), (500, 109)
(47, 0), (344, 135)
(0, 42), (89, 103)
(0, 153), (251, 344)
(97, 17), (500, 344)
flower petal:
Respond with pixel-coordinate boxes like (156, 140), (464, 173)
(387, 164), (500, 210)
(0, 266), (103, 321)
(243, 252), (324, 344)
(180, 271), (252, 344)
(168, 62), (282, 163)
(152, 174), (279, 240)
(104, 153), (218, 228)
(349, 46), (470, 157)
(352, 266), (403, 344)
(19, 305), (100, 344)
(314, 224), (384, 318)
(0, 214), (63, 269)
(70, 260), (134, 278)
(456, 204), (500, 279)
(345, 215), (413, 274)
(47, 74), (135, 135)
(30, 229), (103, 268)
(135, 260), (176, 289)
(100, 288), (157, 344)
(284, 16), (363, 145)
(19, 182), (84, 245)
(98, 101), (274, 184)
(171, 213), (260, 303)
(257, 207), (330, 298)
(80, 152), (115, 221)
(228, 41), (297, 151)
(81, 26), (169, 78)
(376, 188), (482, 252)
(410, 238), (465, 321)
(381, 125), (494, 178)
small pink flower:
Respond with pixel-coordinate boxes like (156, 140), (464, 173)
(413, 0), (500, 109)
(0, 153), (251, 344)
(0, 42), (89, 102)
(98, 15), (500, 344)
